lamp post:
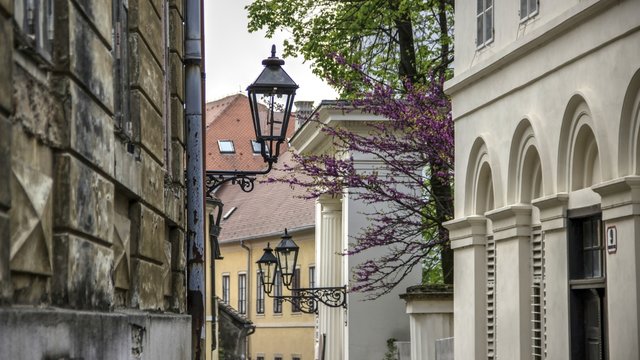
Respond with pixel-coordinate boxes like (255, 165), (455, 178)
(257, 229), (348, 314)
(204, 45), (297, 358)
(204, 45), (298, 198)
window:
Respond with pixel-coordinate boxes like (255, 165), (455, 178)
(292, 357), (301, 360)
(222, 275), (230, 304)
(309, 266), (315, 289)
(257, 356), (264, 360)
(112, 0), (131, 138)
(16, 0), (54, 61)
(476, 0), (494, 48)
(162, 0), (172, 172)
(568, 214), (607, 360)
(520, 0), (538, 21)
(251, 140), (262, 154)
(257, 270), (265, 314)
(274, 270), (283, 314)
(218, 140), (235, 153)
(292, 268), (301, 313)
(238, 273), (247, 314)
(274, 356), (282, 360)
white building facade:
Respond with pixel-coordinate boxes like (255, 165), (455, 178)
(291, 105), (421, 360)
(445, 0), (640, 359)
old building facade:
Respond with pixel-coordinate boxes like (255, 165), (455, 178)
(0, 0), (190, 358)
(446, 0), (640, 359)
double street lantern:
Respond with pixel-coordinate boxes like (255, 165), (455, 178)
(274, 229), (299, 287)
(257, 229), (347, 314)
(205, 45), (298, 197)
(247, 45), (299, 165)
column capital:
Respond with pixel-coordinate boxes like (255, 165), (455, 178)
(532, 193), (569, 231)
(485, 204), (532, 241)
(592, 176), (640, 220)
(317, 194), (342, 212)
(444, 215), (487, 250)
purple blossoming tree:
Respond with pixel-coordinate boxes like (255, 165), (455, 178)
(250, 0), (454, 298)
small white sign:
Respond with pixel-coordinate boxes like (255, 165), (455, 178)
(607, 226), (617, 254)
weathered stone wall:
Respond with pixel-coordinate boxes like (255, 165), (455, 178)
(0, 0), (190, 358)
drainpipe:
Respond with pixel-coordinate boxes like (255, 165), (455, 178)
(185, 0), (205, 358)
(240, 240), (252, 358)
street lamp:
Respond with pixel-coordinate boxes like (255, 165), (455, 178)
(205, 45), (298, 198)
(257, 229), (348, 314)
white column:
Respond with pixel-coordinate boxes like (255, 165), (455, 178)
(317, 195), (344, 360)
(532, 194), (569, 360)
(444, 216), (488, 360)
(485, 205), (533, 360)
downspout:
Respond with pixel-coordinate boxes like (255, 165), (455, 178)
(185, 0), (205, 358)
(240, 240), (252, 358)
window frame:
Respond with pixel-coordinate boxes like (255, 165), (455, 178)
(238, 273), (247, 314)
(519, 0), (539, 22)
(308, 266), (316, 289)
(274, 270), (283, 314)
(251, 140), (262, 154)
(112, 0), (132, 139)
(256, 270), (265, 314)
(291, 267), (301, 313)
(476, 0), (494, 49)
(567, 212), (608, 360)
(222, 274), (230, 304)
(16, 0), (54, 62)
(218, 140), (235, 154)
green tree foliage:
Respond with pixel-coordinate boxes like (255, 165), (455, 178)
(248, 0), (455, 290)
(247, 0), (454, 95)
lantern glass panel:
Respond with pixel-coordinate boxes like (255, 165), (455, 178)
(257, 243), (279, 294)
(276, 249), (298, 286)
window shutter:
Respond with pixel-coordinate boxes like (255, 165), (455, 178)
(487, 235), (496, 360)
(531, 228), (546, 359)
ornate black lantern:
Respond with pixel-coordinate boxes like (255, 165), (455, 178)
(205, 45), (299, 197)
(246, 45), (298, 164)
(256, 243), (278, 295)
(274, 228), (299, 287)
(257, 229), (347, 314)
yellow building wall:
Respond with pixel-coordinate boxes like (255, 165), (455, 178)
(216, 229), (316, 360)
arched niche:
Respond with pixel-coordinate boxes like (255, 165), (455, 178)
(618, 68), (640, 175)
(557, 94), (601, 192)
(507, 119), (544, 204)
(465, 137), (496, 215)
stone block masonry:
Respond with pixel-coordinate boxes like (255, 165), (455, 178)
(0, 0), (190, 358)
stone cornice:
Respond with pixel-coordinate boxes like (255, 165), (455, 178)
(532, 193), (569, 231)
(485, 204), (533, 241)
(444, 215), (487, 249)
(592, 176), (640, 220)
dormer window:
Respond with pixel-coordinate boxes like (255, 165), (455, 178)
(218, 140), (235, 153)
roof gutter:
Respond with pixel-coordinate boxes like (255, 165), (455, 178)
(220, 224), (315, 245)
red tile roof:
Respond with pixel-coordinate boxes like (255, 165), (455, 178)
(205, 94), (295, 172)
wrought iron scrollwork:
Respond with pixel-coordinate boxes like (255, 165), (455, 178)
(205, 162), (273, 198)
(266, 286), (347, 314)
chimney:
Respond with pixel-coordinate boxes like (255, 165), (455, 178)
(294, 101), (314, 130)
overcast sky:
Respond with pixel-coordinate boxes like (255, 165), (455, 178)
(203, 1), (339, 107)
